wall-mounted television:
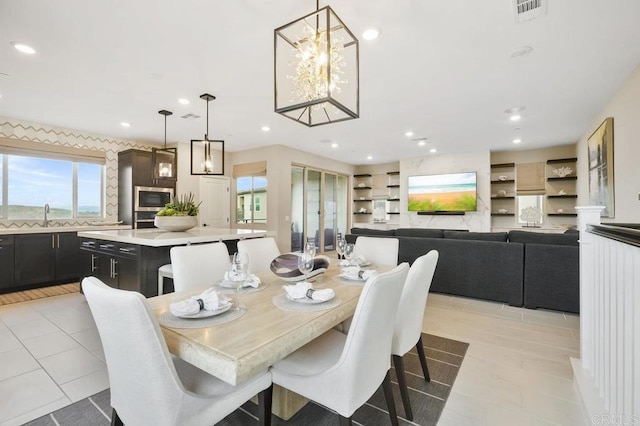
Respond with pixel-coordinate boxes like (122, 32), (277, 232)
(408, 172), (477, 212)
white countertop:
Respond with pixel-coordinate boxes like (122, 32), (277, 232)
(0, 224), (132, 235)
(77, 227), (267, 247)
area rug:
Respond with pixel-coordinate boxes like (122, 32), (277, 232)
(25, 333), (469, 426)
(0, 282), (79, 306)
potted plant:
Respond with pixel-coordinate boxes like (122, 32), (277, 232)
(154, 192), (202, 231)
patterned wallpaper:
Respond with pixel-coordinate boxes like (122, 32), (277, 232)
(0, 117), (153, 229)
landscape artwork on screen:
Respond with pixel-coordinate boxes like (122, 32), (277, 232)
(408, 172), (477, 212)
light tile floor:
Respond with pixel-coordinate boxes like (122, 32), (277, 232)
(0, 291), (584, 425)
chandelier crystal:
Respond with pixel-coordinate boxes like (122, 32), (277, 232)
(274, 2), (359, 127)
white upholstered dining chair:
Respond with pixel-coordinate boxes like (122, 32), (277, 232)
(170, 242), (230, 293)
(270, 263), (410, 425)
(237, 237), (280, 274)
(82, 277), (273, 426)
(392, 250), (439, 420)
(354, 236), (399, 266)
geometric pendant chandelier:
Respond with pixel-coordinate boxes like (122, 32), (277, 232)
(274, 0), (359, 127)
(190, 93), (225, 175)
(152, 109), (177, 181)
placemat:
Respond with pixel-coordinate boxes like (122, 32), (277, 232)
(158, 308), (246, 329)
(331, 274), (368, 286)
(272, 293), (342, 312)
(214, 281), (270, 295)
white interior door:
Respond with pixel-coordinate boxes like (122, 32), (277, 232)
(199, 176), (230, 228)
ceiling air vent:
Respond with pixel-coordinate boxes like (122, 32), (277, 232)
(181, 113), (201, 120)
(513, 0), (546, 23)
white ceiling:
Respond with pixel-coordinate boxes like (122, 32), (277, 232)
(1, 0), (639, 165)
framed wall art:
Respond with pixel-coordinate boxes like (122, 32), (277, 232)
(587, 117), (614, 217)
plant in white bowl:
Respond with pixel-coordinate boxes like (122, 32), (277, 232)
(154, 193), (201, 232)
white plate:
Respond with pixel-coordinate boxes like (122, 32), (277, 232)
(279, 268), (326, 282)
(339, 274), (366, 282)
(285, 294), (333, 304)
(175, 303), (232, 318)
(219, 280), (259, 289)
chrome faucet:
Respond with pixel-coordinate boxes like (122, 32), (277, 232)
(44, 203), (50, 227)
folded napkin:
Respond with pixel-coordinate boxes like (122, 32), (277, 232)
(283, 282), (335, 302)
(224, 272), (261, 288)
(341, 266), (376, 281)
(169, 287), (231, 317)
(339, 255), (367, 267)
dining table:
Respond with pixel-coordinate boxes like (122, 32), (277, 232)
(148, 259), (389, 420)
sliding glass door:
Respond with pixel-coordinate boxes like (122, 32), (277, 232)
(290, 166), (348, 253)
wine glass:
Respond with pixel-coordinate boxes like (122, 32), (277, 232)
(336, 237), (346, 260)
(297, 251), (314, 283)
(344, 243), (355, 267)
(231, 252), (248, 310)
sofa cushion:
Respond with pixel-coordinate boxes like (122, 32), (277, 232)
(349, 227), (396, 236)
(444, 231), (508, 242)
(394, 228), (444, 238)
(508, 230), (578, 246)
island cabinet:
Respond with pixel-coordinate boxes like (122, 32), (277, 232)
(0, 236), (15, 290)
(80, 238), (170, 297)
(14, 232), (81, 287)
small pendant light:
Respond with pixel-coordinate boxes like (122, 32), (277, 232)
(152, 109), (177, 181)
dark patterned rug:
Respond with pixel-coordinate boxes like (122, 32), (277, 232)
(25, 333), (468, 426)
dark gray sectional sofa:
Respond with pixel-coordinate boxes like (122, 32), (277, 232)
(345, 227), (580, 313)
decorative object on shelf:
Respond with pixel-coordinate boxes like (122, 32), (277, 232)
(154, 193), (201, 232)
(274, 0), (359, 127)
(587, 117), (615, 217)
(359, 207), (367, 213)
(498, 208), (508, 214)
(357, 182), (365, 188)
(151, 110), (177, 181)
(552, 166), (574, 178)
(190, 93), (224, 176)
(520, 206), (542, 228)
(498, 175), (508, 181)
(497, 189), (507, 197)
(359, 196), (365, 200)
(557, 209), (564, 213)
(558, 189), (567, 196)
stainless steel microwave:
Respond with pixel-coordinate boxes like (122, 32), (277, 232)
(134, 186), (173, 211)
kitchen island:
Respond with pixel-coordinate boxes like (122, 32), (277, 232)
(78, 228), (267, 297)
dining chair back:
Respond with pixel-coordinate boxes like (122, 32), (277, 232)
(392, 250), (439, 420)
(270, 263), (410, 425)
(170, 242), (230, 292)
(82, 277), (272, 426)
(354, 236), (399, 266)
(237, 237), (280, 274)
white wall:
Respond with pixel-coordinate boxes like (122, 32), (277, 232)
(576, 64), (640, 222)
(400, 150), (491, 232)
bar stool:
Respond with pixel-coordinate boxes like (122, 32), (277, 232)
(157, 264), (173, 296)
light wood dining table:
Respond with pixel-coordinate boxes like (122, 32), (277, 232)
(148, 262), (381, 419)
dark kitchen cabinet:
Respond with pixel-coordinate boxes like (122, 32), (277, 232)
(14, 232), (82, 287)
(80, 238), (142, 293)
(0, 236), (15, 289)
(15, 234), (56, 286)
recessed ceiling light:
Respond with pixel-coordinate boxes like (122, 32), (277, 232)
(367, 155), (373, 160)
(261, 126), (270, 132)
(178, 98), (189, 105)
(430, 148), (437, 153)
(120, 122), (131, 128)
(513, 138), (522, 144)
(331, 143), (338, 148)
(505, 106), (525, 114)
(509, 115), (521, 121)
(362, 28), (380, 40)
(418, 141), (426, 147)
(405, 131), (414, 137)
(11, 42), (36, 55)
(510, 46), (533, 58)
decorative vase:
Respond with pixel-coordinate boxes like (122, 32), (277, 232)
(154, 215), (198, 232)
